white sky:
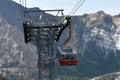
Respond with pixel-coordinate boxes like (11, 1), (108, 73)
(13, 0), (120, 15)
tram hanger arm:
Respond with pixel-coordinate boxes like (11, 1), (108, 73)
(62, 16), (76, 50)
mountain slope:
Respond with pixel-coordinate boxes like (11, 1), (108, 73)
(0, 13), (39, 79)
(0, 0), (23, 29)
(81, 11), (120, 76)
(1, 0), (120, 79)
(0, 0), (39, 79)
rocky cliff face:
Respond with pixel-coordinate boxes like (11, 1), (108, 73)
(0, 0), (120, 79)
(0, 0), (39, 79)
(68, 11), (120, 77)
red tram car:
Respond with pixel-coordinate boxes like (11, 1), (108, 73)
(57, 47), (78, 66)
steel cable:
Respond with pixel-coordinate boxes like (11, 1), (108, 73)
(69, 0), (86, 16)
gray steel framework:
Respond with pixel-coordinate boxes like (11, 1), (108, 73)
(23, 9), (69, 80)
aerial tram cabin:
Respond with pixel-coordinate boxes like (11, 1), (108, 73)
(57, 47), (78, 66)
(56, 16), (78, 66)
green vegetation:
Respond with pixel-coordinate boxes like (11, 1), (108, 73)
(96, 73), (118, 80)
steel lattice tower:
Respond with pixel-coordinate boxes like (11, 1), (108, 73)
(23, 9), (69, 80)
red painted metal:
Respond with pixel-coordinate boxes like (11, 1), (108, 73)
(59, 60), (78, 66)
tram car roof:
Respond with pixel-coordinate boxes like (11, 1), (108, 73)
(57, 47), (77, 55)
